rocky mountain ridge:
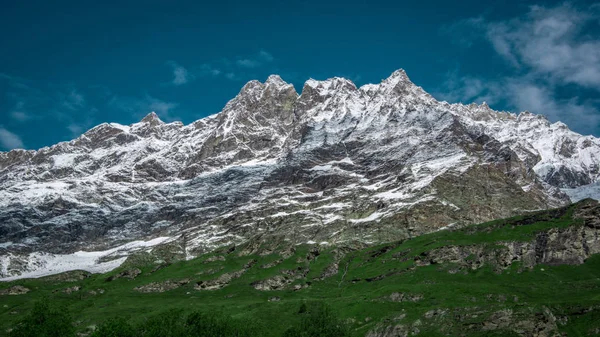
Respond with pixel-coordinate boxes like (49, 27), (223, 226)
(1, 69), (599, 279)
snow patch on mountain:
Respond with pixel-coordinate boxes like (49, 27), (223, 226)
(562, 183), (600, 202)
(0, 237), (172, 281)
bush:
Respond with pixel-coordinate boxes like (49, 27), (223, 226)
(283, 302), (350, 337)
(138, 309), (189, 337)
(91, 310), (266, 337)
(185, 311), (264, 337)
(9, 300), (76, 337)
(91, 317), (136, 337)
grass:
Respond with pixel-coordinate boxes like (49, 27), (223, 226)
(1, 200), (600, 336)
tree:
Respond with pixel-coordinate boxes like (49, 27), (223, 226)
(9, 299), (76, 337)
(91, 317), (136, 337)
(283, 302), (350, 337)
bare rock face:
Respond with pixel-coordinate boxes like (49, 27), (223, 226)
(106, 268), (141, 281)
(252, 266), (309, 291)
(53, 285), (81, 294)
(195, 259), (256, 291)
(413, 201), (600, 273)
(367, 306), (561, 337)
(1, 69), (599, 279)
(0, 285), (30, 295)
(134, 279), (190, 293)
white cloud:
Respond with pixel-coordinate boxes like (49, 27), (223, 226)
(10, 111), (30, 122)
(0, 127), (24, 150)
(506, 80), (600, 133)
(235, 50), (275, 68)
(0, 74), (99, 140)
(9, 101), (31, 122)
(108, 94), (179, 122)
(439, 2), (600, 135)
(486, 3), (600, 89)
(236, 59), (260, 68)
(258, 50), (274, 62)
(60, 89), (86, 110)
(67, 123), (85, 137)
(200, 64), (221, 76)
(195, 49), (274, 81)
(436, 71), (503, 106)
(437, 71), (600, 135)
(148, 99), (178, 117)
(166, 61), (193, 85)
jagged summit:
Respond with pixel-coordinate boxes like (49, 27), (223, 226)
(265, 74), (290, 88)
(139, 111), (163, 125)
(1, 68), (600, 280)
(385, 68), (411, 83)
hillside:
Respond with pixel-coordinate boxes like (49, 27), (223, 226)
(2, 199), (600, 336)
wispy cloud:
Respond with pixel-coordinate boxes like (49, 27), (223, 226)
(195, 49), (276, 82)
(0, 74), (97, 138)
(235, 49), (275, 68)
(0, 73), (30, 89)
(166, 60), (194, 86)
(436, 70), (503, 106)
(200, 64), (221, 76)
(0, 127), (24, 150)
(258, 50), (274, 62)
(236, 59), (260, 68)
(59, 89), (86, 110)
(9, 101), (31, 122)
(10, 111), (30, 122)
(439, 2), (600, 135)
(108, 94), (179, 122)
(486, 4), (600, 89)
(0, 71), (186, 148)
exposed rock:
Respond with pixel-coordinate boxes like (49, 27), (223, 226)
(149, 263), (170, 274)
(261, 258), (284, 269)
(414, 204), (600, 272)
(280, 246), (296, 259)
(244, 259), (258, 269)
(195, 259), (256, 290)
(42, 270), (91, 282)
(195, 270), (245, 291)
(106, 268), (141, 281)
(196, 266), (224, 275)
(318, 262), (339, 279)
(252, 265), (311, 291)
(424, 309), (448, 320)
(204, 255), (225, 263)
(53, 285), (81, 294)
(252, 275), (292, 291)
(134, 279), (190, 293)
(366, 323), (415, 337)
(0, 285), (30, 295)
(385, 292), (423, 303)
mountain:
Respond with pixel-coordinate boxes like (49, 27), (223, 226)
(1, 69), (599, 280)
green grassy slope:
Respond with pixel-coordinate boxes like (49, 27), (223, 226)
(2, 200), (600, 336)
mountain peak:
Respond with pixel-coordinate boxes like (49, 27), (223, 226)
(385, 69), (411, 84)
(301, 77), (357, 97)
(265, 74), (287, 87)
(140, 112), (163, 125)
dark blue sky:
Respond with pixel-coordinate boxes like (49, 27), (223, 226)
(1, 0), (599, 150)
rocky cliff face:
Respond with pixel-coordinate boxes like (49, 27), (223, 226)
(1, 69), (599, 279)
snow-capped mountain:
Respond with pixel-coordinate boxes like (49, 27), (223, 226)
(1, 69), (599, 279)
